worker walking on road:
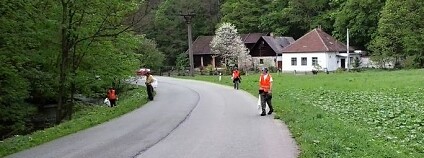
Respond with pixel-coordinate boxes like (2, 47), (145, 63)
(259, 67), (273, 116)
(107, 87), (118, 107)
(145, 71), (155, 101)
(232, 67), (241, 90)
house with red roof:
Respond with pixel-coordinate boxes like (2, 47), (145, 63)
(281, 28), (360, 72)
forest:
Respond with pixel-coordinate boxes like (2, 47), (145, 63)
(1, 0), (423, 140)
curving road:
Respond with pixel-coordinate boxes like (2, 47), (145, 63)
(7, 77), (298, 158)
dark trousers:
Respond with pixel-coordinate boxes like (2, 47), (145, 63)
(260, 92), (273, 112)
(146, 84), (154, 100)
(233, 78), (240, 89)
(109, 99), (117, 107)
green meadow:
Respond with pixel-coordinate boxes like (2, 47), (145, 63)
(181, 69), (424, 158)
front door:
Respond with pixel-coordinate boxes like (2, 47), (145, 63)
(278, 61), (282, 70)
(340, 59), (346, 69)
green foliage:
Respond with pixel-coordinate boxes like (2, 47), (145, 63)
(0, 55), (36, 139)
(369, 0), (424, 67)
(352, 57), (362, 71)
(333, 0), (385, 50)
(135, 37), (165, 70)
(0, 0), (160, 139)
(175, 52), (189, 71)
(258, 0), (289, 35)
(221, 0), (266, 33)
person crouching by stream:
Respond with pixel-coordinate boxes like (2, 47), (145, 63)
(145, 71), (155, 101)
(107, 87), (118, 107)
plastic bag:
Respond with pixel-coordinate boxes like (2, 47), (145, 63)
(257, 94), (269, 114)
(152, 77), (158, 88)
(104, 98), (111, 106)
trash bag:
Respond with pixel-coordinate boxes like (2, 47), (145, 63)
(104, 98), (111, 106)
(257, 94), (269, 114)
(152, 77), (158, 88)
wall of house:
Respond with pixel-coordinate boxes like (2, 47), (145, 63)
(250, 40), (276, 57)
(252, 57), (276, 68)
(194, 55), (222, 68)
(282, 52), (339, 72)
(327, 52), (339, 71)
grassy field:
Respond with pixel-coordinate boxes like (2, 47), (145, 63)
(180, 69), (424, 158)
(0, 86), (149, 157)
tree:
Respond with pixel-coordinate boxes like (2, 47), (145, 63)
(220, 0), (269, 33)
(135, 37), (165, 70)
(175, 52), (189, 71)
(369, 0), (424, 68)
(352, 57), (362, 71)
(258, 0), (290, 35)
(333, 0), (386, 50)
(210, 22), (249, 69)
(55, 0), (147, 122)
(237, 46), (253, 72)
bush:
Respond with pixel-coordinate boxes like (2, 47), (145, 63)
(268, 66), (278, 73)
(335, 68), (346, 73)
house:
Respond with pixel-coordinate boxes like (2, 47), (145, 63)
(190, 33), (294, 69)
(281, 28), (360, 72)
(190, 36), (221, 68)
(249, 35), (294, 69)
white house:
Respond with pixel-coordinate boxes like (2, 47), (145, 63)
(281, 28), (360, 72)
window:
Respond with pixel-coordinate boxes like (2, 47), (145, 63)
(301, 57), (307, 66)
(291, 57), (297, 66)
(312, 57), (318, 66)
(259, 59), (264, 64)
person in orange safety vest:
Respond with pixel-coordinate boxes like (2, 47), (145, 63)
(107, 87), (118, 107)
(232, 67), (241, 90)
(259, 67), (273, 116)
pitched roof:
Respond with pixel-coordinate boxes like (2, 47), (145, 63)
(262, 36), (295, 54)
(191, 36), (214, 55)
(282, 28), (354, 53)
(241, 33), (268, 43)
(191, 33), (268, 55)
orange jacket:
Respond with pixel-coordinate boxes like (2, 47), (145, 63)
(107, 89), (117, 100)
(232, 70), (240, 79)
(259, 74), (272, 92)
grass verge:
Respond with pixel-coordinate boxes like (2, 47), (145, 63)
(0, 87), (148, 157)
(178, 69), (424, 157)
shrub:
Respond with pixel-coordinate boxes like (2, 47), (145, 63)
(335, 68), (346, 73)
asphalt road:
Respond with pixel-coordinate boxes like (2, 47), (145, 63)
(7, 77), (298, 158)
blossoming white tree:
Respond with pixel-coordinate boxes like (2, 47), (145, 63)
(210, 22), (252, 71)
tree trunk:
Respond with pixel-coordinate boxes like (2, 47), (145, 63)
(69, 42), (78, 120)
(57, 0), (70, 124)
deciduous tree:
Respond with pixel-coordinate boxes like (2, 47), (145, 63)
(210, 23), (249, 69)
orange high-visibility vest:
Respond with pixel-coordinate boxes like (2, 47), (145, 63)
(108, 90), (117, 99)
(260, 74), (272, 92)
(233, 70), (240, 78)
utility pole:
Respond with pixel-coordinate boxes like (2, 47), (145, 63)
(180, 12), (195, 77)
(346, 28), (350, 71)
